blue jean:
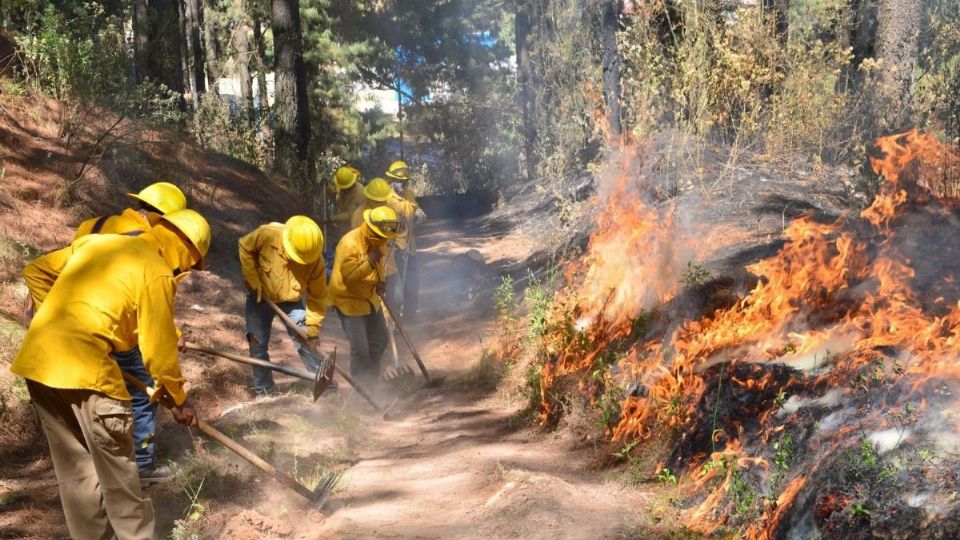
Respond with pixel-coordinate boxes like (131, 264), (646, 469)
(245, 293), (321, 394)
(113, 347), (155, 472)
(336, 308), (388, 385)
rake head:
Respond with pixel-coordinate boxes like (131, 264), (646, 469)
(309, 471), (342, 508)
(312, 348), (338, 401)
(381, 364), (415, 382)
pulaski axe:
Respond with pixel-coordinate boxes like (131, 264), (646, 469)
(184, 342), (335, 401)
(121, 372), (340, 506)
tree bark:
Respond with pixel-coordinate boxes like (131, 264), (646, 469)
(183, 0), (206, 103)
(137, 0), (185, 109)
(874, 0), (920, 127)
(251, 14), (272, 145)
(202, 0), (223, 90)
(597, 0), (623, 136)
(234, 20), (255, 125)
(842, 0), (878, 91)
(516, 0), (538, 181)
(271, 0), (312, 182)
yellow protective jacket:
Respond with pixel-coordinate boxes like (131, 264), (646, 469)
(73, 208), (159, 240)
(327, 224), (389, 316)
(332, 184), (367, 225)
(12, 234), (187, 405)
(387, 193), (419, 253)
(238, 223), (327, 337)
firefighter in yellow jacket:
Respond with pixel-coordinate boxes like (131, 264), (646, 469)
(63, 180), (189, 487)
(384, 160), (426, 320)
(238, 216), (328, 396)
(328, 206), (400, 384)
(12, 209), (210, 540)
(329, 165), (366, 248)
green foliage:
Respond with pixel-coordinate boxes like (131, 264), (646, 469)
(656, 467), (679, 486)
(769, 432), (794, 494)
(494, 275), (516, 322)
(523, 273), (553, 339)
(682, 262), (711, 287)
(729, 466), (759, 519)
(192, 93), (269, 168)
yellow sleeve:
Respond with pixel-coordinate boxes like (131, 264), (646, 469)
(139, 275), (187, 405)
(340, 243), (381, 290)
(237, 229), (262, 291)
(304, 260), (328, 337)
(74, 217), (98, 240)
(22, 245), (75, 309)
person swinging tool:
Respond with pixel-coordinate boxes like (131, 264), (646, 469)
(384, 160), (426, 320)
(328, 206), (400, 385)
(239, 215), (330, 397)
(12, 209), (211, 540)
(59, 180), (190, 488)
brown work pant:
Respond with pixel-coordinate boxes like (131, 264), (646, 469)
(27, 380), (155, 540)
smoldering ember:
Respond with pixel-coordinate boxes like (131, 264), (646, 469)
(2, 2), (960, 540)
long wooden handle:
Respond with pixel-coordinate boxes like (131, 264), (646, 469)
(265, 299), (386, 413)
(381, 299), (430, 382)
(120, 372), (316, 500)
(184, 342), (313, 382)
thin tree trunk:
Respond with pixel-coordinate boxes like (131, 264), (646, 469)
(841, 0), (878, 91)
(516, 0), (538, 181)
(597, 0), (623, 136)
(271, 0), (311, 182)
(875, 0), (920, 128)
(133, 0), (149, 83)
(202, 0), (222, 90)
(252, 14), (272, 145)
(186, 0), (206, 95)
(234, 20), (255, 124)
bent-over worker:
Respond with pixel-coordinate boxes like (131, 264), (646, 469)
(12, 209), (210, 540)
(61, 180), (189, 487)
(238, 216), (328, 396)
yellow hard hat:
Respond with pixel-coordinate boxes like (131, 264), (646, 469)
(333, 165), (361, 190)
(127, 181), (187, 214)
(385, 160), (410, 181)
(161, 209), (211, 269)
(282, 215), (323, 264)
(364, 178), (394, 202)
(363, 206), (400, 239)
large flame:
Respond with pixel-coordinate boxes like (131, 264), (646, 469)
(527, 130), (960, 535)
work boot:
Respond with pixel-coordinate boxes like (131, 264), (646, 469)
(255, 385), (280, 398)
(140, 464), (176, 489)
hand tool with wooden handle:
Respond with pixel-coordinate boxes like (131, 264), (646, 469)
(184, 342), (335, 401)
(121, 372), (340, 505)
(265, 299), (390, 414)
(382, 298), (440, 386)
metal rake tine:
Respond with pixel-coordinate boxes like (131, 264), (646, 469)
(313, 471), (341, 507)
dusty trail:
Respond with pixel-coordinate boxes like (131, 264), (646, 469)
(302, 220), (651, 539)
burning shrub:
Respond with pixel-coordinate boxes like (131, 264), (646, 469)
(496, 130), (960, 538)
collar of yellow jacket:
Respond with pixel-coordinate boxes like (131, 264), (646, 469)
(148, 224), (202, 273)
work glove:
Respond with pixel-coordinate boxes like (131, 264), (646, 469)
(368, 246), (382, 267)
(376, 281), (386, 297)
(414, 208), (426, 223)
(170, 400), (199, 427)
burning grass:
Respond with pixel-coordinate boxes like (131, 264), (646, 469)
(497, 131), (960, 537)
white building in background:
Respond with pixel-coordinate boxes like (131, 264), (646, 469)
(215, 73), (275, 108)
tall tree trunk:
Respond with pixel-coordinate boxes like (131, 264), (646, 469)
(185, 0), (206, 96)
(251, 14), (272, 146)
(516, 0), (538, 181)
(234, 21), (255, 125)
(763, 0), (789, 46)
(202, 0), (222, 90)
(138, 0), (185, 109)
(271, 0), (311, 182)
(133, 0), (149, 83)
(875, 0), (920, 128)
(597, 0), (623, 136)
